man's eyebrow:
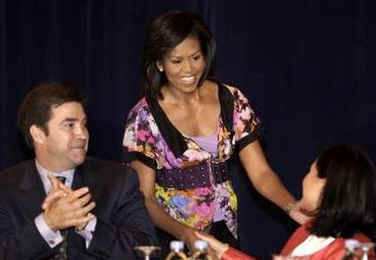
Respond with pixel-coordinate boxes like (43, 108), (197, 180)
(62, 118), (78, 122)
(59, 115), (87, 124)
(59, 118), (78, 125)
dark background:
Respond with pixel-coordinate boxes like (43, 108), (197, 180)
(1, 1), (376, 258)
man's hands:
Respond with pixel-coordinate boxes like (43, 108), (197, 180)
(42, 173), (96, 232)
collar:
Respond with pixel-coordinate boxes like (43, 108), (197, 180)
(35, 160), (75, 193)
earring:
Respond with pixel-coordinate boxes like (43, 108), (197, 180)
(159, 67), (163, 72)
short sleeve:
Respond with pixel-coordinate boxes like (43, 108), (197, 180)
(122, 103), (158, 169)
(231, 87), (262, 151)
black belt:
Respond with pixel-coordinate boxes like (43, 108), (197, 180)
(156, 160), (230, 190)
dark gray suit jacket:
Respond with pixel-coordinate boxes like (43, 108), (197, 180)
(0, 158), (158, 259)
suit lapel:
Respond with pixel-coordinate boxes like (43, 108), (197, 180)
(73, 160), (95, 188)
(18, 161), (47, 219)
(69, 160), (97, 252)
(74, 160), (98, 201)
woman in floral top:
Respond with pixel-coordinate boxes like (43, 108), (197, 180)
(122, 10), (307, 255)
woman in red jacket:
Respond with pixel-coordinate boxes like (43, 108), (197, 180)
(197, 144), (376, 259)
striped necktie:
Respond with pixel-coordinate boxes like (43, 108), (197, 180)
(52, 175), (68, 260)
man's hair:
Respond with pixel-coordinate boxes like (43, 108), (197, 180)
(310, 144), (376, 240)
(143, 10), (216, 100)
(17, 81), (86, 149)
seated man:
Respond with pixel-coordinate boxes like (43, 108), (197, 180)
(0, 81), (158, 259)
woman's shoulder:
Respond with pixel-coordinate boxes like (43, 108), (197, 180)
(206, 79), (238, 92)
(129, 97), (148, 112)
(210, 80), (248, 101)
(124, 97), (157, 126)
(126, 97), (153, 117)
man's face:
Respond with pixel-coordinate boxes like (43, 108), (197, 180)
(37, 102), (89, 172)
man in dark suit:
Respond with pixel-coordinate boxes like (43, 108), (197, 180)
(0, 82), (158, 259)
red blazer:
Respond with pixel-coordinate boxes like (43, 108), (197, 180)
(222, 224), (374, 260)
(280, 224), (374, 259)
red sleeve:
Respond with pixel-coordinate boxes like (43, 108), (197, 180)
(221, 247), (257, 260)
(280, 225), (310, 255)
(281, 230), (374, 260)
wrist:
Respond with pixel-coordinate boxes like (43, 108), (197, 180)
(285, 201), (297, 215)
(180, 227), (193, 242)
(43, 212), (57, 232)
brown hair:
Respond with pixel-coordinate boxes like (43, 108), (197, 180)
(17, 81), (86, 149)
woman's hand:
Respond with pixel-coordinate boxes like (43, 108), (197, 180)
(288, 200), (312, 225)
(181, 228), (200, 253)
(194, 231), (229, 259)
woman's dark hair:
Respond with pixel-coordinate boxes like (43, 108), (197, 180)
(18, 81), (86, 149)
(310, 144), (376, 240)
(143, 10), (216, 100)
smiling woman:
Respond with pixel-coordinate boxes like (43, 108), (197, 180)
(121, 10), (306, 257)
(156, 36), (206, 95)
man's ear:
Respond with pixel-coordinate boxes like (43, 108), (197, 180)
(29, 125), (46, 145)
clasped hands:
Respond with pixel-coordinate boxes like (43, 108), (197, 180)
(42, 173), (96, 232)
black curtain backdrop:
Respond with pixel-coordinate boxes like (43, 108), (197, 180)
(1, 1), (376, 258)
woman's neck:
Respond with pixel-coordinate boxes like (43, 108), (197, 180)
(161, 85), (202, 105)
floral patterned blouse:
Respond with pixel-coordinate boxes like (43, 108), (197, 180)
(122, 82), (262, 238)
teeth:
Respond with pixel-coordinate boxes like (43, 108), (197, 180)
(181, 76), (195, 83)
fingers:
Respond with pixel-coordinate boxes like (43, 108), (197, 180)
(194, 231), (217, 245)
(53, 187), (95, 215)
(70, 200), (96, 219)
(182, 229), (201, 254)
(42, 183), (75, 210)
(47, 172), (72, 195)
(47, 172), (60, 190)
(42, 190), (67, 210)
(289, 203), (313, 225)
(194, 231), (229, 258)
(65, 187), (90, 202)
(207, 247), (220, 260)
(76, 213), (95, 230)
(194, 231), (210, 239)
(56, 212), (96, 231)
(44, 199), (96, 230)
(58, 182), (72, 193)
(42, 185), (96, 231)
(70, 192), (92, 209)
(69, 212), (96, 227)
